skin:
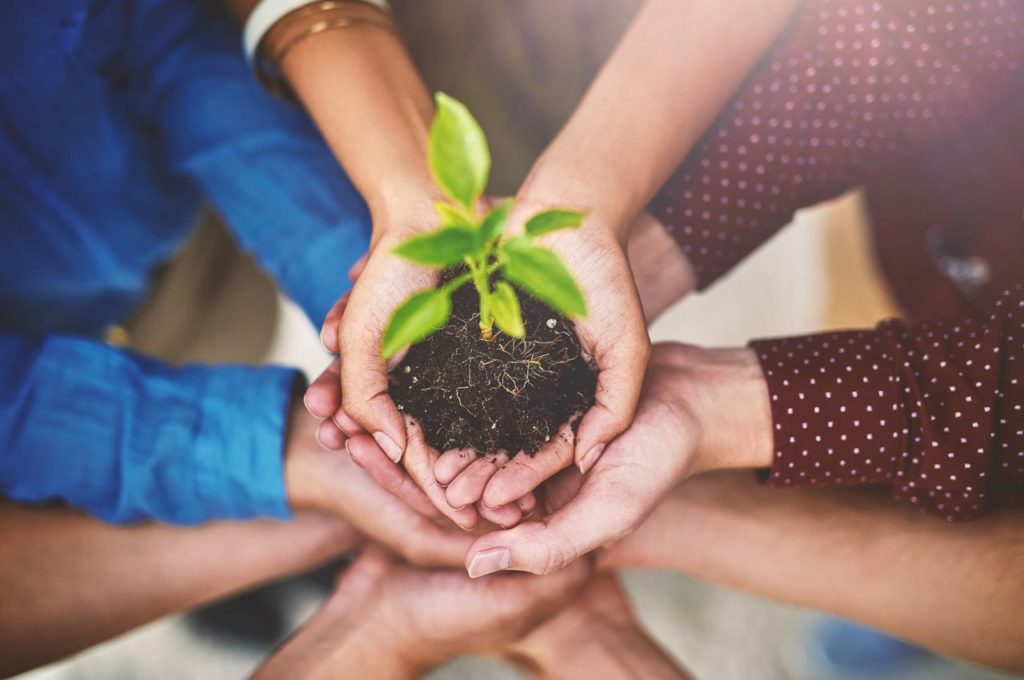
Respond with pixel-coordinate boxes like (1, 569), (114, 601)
(0, 502), (358, 677)
(252, 547), (691, 679)
(599, 472), (1024, 673)
(284, 398), (474, 566)
(304, 209), (693, 529)
(462, 343), (774, 577)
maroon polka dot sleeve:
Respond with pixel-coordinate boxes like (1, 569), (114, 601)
(649, 0), (1024, 289)
(750, 286), (1024, 521)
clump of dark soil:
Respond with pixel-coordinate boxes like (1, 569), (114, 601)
(389, 272), (597, 456)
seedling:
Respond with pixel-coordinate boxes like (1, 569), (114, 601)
(381, 93), (588, 358)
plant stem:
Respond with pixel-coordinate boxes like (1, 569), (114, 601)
(466, 257), (494, 341)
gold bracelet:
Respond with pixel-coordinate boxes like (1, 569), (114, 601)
(254, 0), (397, 101)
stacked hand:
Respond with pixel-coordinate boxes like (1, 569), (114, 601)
(311, 186), (655, 529)
(302, 209), (737, 576)
(252, 545), (690, 679)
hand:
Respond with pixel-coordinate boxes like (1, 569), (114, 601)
(431, 207), (695, 521)
(312, 210), (693, 529)
(251, 545), (590, 679)
(505, 574), (693, 679)
(284, 397), (473, 567)
(462, 342), (773, 576)
(313, 249), (537, 531)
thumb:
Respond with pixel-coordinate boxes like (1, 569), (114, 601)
(464, 475), (639, 577)
(339, 327), (408, 464)
(573, 327), (650, 473)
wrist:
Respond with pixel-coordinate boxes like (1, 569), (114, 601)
(270, 13), (440, 221)
(518, 150), (642, 242)
(674, 345), (774, 475)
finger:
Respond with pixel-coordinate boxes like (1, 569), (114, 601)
(339, 320), (408, 464)
(573, 326), (650, 472)
(305, 359), (341, 418)
(434, 449), (476, 486)
(481, 424), (575, 510)
(540, 467), (583, 514)
(316, 419), (347, 451)
(445, 454), (506, 510)
(403, 419), (480, 530)
(346, 433), (442, 519)
(465, 467), (641, 577)
(348, 253), (368, 282)
(476, 500), (523, 529)
(319, 293), (350, 354)
(517, 491), (537, 516)
(333, 407), (365, 437)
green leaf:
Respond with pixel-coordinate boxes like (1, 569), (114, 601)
(392, 226), (479, 267)
(428, 92), (490, 210)
(489, 281), (525, 337)
(524, 208), (585, 237)
(435, 201), (475, 228)
(501, 241), (587, 318)
(479, 198), (513, 244)
(381, 289), (452, 358)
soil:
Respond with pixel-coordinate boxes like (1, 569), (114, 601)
(389, 271), (597, 456)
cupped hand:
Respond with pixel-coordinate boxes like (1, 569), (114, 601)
(313, 209), (694, 531)
(432, 202), (653, 518)
(305, 356), (537, 531)
(309, 196), (488, 529)
(285, 398), (474, 567)
(462, 342), (773, 576)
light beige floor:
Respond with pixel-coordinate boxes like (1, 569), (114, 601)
(16, 193), (1021, 680)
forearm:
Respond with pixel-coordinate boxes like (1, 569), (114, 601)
(221, 0), (435, 222)
(521, 0), (802, 233)
(0, 503), (359, 676)
(275, 15), (437, 222)
(601, 472), (1024, 671)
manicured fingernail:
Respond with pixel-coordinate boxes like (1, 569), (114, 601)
(578, 444), (605, 475)
(467, 547), (510, 578)
(373, 431), (403, 463)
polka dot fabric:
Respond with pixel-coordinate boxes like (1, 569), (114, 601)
(751, 285), (1024, 521)
(649, 0), (1024, 290)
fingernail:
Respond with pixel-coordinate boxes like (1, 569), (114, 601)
(373, 431), (403, 463)
(319, 327), (332, 353)
(578, 444), (605, 475)
(467, 547), (510, 578)
(344, 439), (361, 466)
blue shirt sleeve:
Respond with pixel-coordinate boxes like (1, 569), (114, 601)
(123, 0), (372, 326)
(0, 334), (297, 525)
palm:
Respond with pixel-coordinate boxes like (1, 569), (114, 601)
(464, 343), (702, 575)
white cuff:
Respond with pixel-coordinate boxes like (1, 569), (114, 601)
(242, 0), (391, 64)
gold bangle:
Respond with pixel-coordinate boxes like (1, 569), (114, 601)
(254, 0), (397, 101)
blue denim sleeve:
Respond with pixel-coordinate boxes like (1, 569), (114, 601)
(123, 0), (372, 326)
(0, 335), (297, 525)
